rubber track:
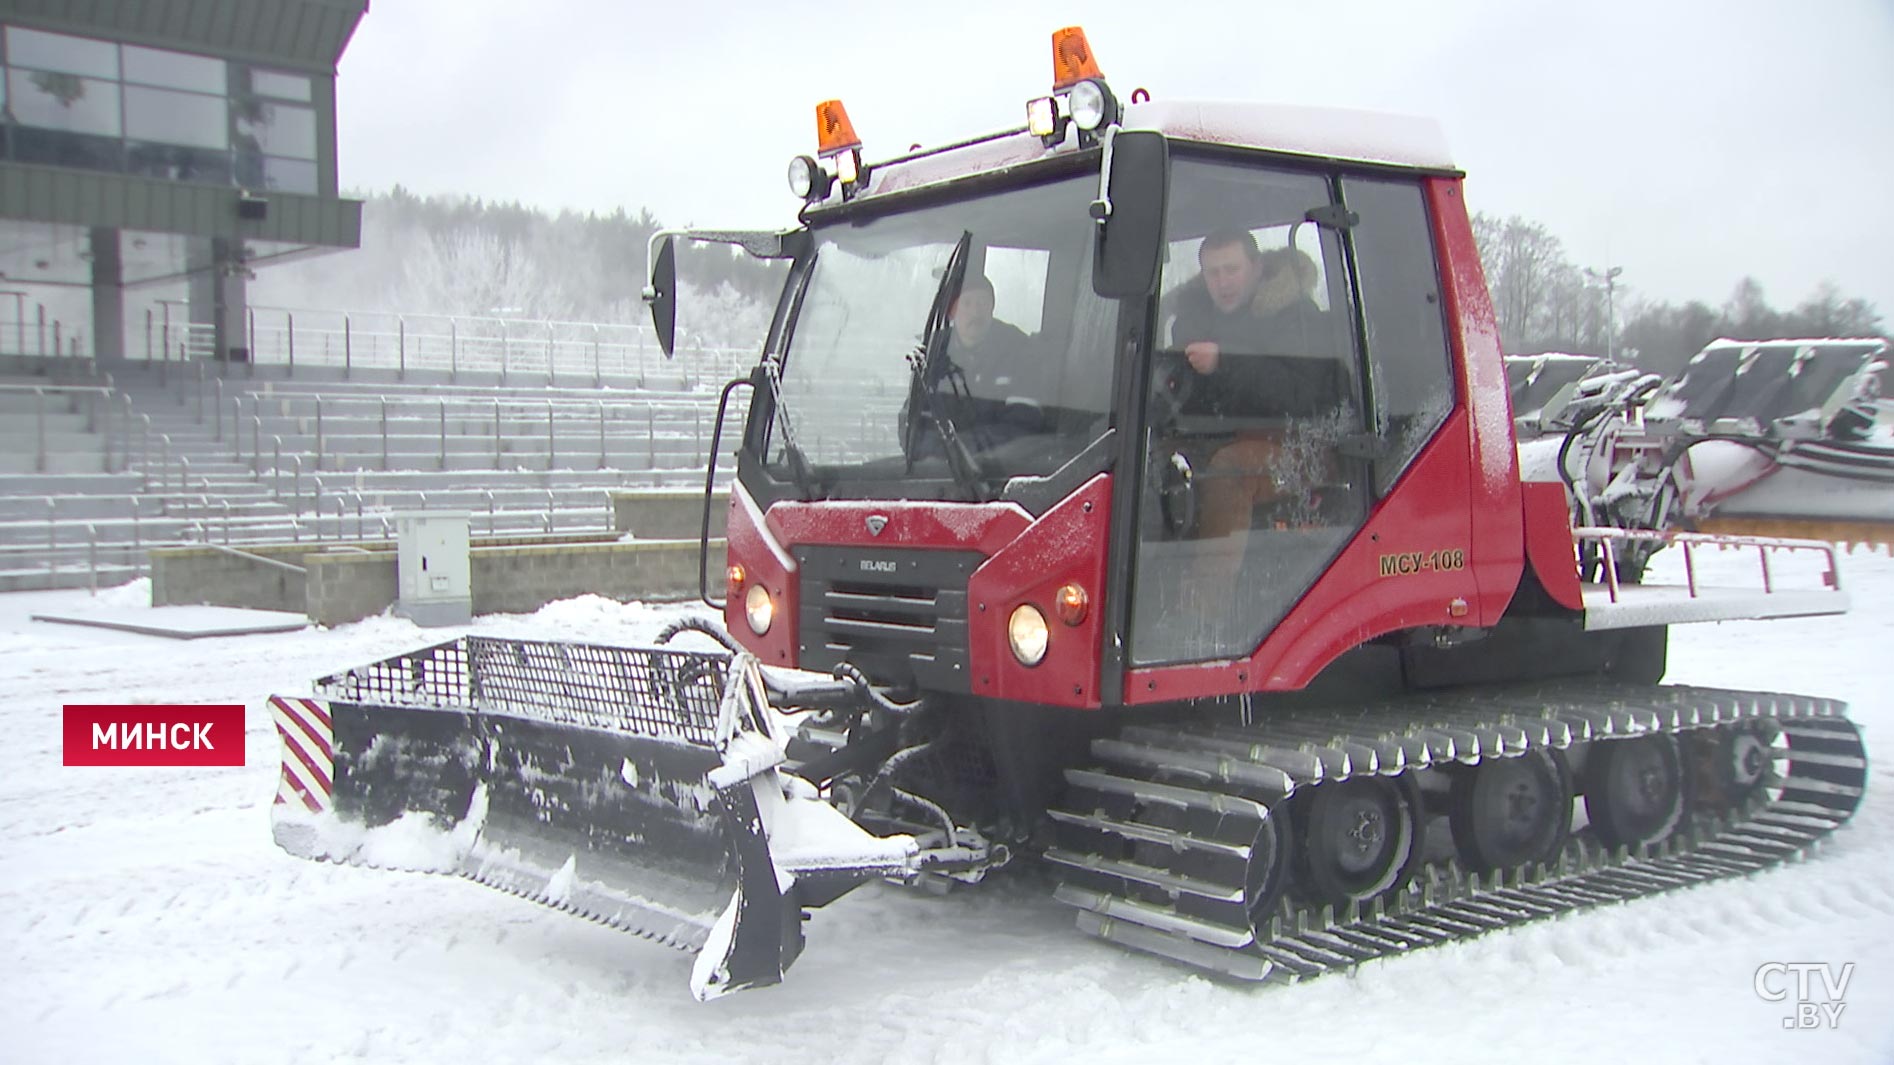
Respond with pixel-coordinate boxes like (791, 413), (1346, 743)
(1044, 680), (1868, 983)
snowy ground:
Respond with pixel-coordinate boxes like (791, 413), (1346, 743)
(4, 550), (1892, 1065)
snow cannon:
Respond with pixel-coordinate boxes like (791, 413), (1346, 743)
(1513, 338), (1894, 556)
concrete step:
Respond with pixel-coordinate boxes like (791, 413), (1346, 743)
(0, 452), (109, 474)
(131, 465), (267, 485)
(0, 507), (619, 558)
(0, 472), (143, 494)
(120, 369), (709, 401)
(0, 494), (162, 520)
(305, 467), (719, 492)
(207, 367), (702, 393)
(132, 455), (250, 480)
(0, 564), (140, 593)
(232, 395), (709, 419)
(0, 411), (94, 432)
(0, 430), (108, 451)
(114, 361), (692, 391)
(252, 438), (707, 463)
(131, 494), (285, 514)
(270, 509), (617, 542)
(0, 354), (104, 379)
(140, 489), (277, 510)
(0, 392), (94, 415)
(307, 453), (705, 474)
(226, 412), (711, 438)
(0, 513), (194, 544)
(223, 438), (692, 471)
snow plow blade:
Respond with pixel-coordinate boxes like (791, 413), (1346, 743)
(267, 636), (919, 1000)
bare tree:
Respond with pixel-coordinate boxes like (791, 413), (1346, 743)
(1792, 281), (1884, 337)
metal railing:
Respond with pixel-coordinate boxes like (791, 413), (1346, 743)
(214, 389), (714, 474)
(0, 383), (119, 473)
(0, 482), (676, 590)
(144, 300), (756, 389)
(3, 301), (750, 590)
(1573, 526), (1845, 603)
(0, 294), (90, 359)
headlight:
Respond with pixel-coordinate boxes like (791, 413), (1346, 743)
(787, 154), (830, 202)
(1068, 79), (1111, 131)
(787, 155), (815, 199)
(1026, 95), (1059, 138)
(1008, 603), (1049, 666)
(744, 583), (775, 635)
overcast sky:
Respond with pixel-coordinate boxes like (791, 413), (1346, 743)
(336, 0), (1894, 320)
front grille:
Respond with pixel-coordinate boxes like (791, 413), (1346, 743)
(794, 546), (983, 692)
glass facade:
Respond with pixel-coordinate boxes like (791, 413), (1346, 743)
(0, 24), (324, 195)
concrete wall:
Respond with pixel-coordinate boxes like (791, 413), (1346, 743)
(151, 543), (308, 612)
(305, 548), (398, 627)
(470, 538), (722, 619)
(152, 532), (727, 626)
(611, 487), (727, 540)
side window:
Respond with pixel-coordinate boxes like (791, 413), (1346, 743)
(1342, 178), (1454, 495)
(980, 247), (1050, 333)
(1129, 157), (1369, 667)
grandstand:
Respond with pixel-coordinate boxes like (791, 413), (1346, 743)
(0, 301), (747, 592)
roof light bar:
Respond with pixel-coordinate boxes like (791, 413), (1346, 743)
(814, 99), (862, 157)
(1050, 26), (1104, 91)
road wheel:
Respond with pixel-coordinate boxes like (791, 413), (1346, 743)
(1583, 734), (1684, 849)
(1294, 775), (1422, 908)
(1685, 721), (1777, 813)
(1448, 749), (1573, 874)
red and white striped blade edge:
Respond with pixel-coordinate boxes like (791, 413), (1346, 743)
(268, 695), (334, 813)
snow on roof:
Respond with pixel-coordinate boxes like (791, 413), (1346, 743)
(842, 97), (1456, 207)
(1121, 99), (1456, 171)
(856, 131), (1056, 201)
(1697, 337), (1889, 355)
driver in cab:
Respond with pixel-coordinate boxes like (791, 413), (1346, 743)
(940, 273), (1052, 446)
(947, 274), (1034, 398)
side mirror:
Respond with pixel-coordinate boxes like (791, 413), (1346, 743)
(642, 234), (678, 357)
(1092, 129), (1168, 300)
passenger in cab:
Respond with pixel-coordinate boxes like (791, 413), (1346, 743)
(1168, 231), (1344, 579)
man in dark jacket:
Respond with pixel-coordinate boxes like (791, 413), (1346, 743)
(1171, 228), (1272, 378)
(908, 274), (1046, 459)
(1167, 232), (1342, 585)
(1170, 233), (1332, 416)
(948, 274), (1036, 400)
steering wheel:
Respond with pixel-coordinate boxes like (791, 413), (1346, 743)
(1150, 349), (1197, 427)
(1155, 447), (1196, 538)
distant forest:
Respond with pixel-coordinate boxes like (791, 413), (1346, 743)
(1472, 213), (1885, 375)
(256, 189), (1885, 372)
(254, 186), (784, 350)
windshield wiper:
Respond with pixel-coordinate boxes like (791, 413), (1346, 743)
(903, 231), (989, 499)
(767, 254), (820, 500)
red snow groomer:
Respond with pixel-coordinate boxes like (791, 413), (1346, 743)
(270, 28), (1868, 999)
